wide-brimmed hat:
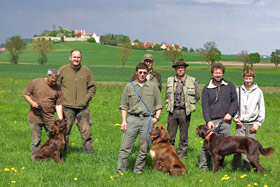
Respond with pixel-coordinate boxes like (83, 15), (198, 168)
(142, 54), (154, 61)
(172, 59), (189, 68)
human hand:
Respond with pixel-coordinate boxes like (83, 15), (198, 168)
(250, 124), (259, 133)
(120, 121), (128, 132)
(234, 118), (243, 127)
(223, 113), (232, 121)
(152, 118), (158, 124)
(207, 121), (215, 129)
(32, 101), (39, 108)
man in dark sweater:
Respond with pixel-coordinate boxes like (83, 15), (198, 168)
(199, 62), (238, 170)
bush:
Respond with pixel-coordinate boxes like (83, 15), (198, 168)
(87, 37), (96, 43)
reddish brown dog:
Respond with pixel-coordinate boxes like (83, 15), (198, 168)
(34, 119), (67, 162)
(150, 125), (187, 176)
(196, 125), (275, 173)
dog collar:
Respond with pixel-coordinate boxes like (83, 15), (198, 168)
(205, 131), (214, 140)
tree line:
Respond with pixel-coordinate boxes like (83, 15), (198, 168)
(3, 35), (280, 69)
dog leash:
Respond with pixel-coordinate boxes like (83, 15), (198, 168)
(215, 120), (224, 133)
(130, 82), (152, 146)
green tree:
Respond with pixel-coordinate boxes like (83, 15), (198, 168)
(189, 48), (195, 53)
(163, 47), (183, 64)
(71, 30), (75, 37)
(58, 26), (64, 33)
(248, 52), (260, 67)
(118, 43), (133, 68)
(207, 48), (221, 65)
(100, 33), (130, 46)
(236, 50), (249, 68)
(61, 36), (64, 42)
(182, 47), (188, 52)
(5, 35), (25, 64)
(32, 38), (53, 65)
(198, 41), (222, 67)
(153, 44), (161, 51)
(48, 30), (58, 37)
(271, 49), (280, 69)
(133, 39), (140, 43)
(87, 38), (96, 43)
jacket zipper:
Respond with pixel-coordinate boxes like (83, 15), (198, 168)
(75, 71), (77, 108)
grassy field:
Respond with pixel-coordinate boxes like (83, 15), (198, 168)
(1, 63), (280, 87)
(0, 42), (279, 186)
(0, 41), (272, 66)
(0, 74), (279, 186)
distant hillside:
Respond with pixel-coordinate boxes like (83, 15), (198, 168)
(0, 41), (271, 66)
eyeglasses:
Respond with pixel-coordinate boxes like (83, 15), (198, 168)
(138, 71), (147, 75)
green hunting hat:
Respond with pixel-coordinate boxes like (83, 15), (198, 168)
(143, 54), (154, 61)
(172, 59), (189, 68)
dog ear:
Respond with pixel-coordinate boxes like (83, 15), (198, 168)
(196, 125), (202, 136)
(52, 121), (59, 134)
(160, 130), (170, 141)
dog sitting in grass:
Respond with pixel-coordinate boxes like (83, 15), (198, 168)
(150, 125), (187, 176)
(34, 119), (67, 162)
(196, 125), (275, 173)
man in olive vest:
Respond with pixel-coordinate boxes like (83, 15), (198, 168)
(130, 54), (162, 91)
(165, 59), (200, 159)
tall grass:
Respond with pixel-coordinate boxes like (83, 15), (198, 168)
(0, 76), (279, 187)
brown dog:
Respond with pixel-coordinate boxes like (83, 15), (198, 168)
(34, 119), (67, 162)
(150, 125), (187, 176)
(196, 125), (275, 173)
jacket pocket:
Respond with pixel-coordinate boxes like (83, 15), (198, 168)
(186, 86), (195, 96)
(128, 92), (139, 106)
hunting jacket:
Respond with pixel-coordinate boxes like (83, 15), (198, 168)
(57, 63), (96, 109)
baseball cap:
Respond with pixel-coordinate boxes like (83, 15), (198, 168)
(143, 54), (154, 61)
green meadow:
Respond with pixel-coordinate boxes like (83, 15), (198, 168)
(0, 42), (279, 186)
(0, 41), (271, 66)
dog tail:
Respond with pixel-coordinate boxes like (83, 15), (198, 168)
(257, 141), (275, 157)
(170, 164), (187, 176)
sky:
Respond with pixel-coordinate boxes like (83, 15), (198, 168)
(1, 0), (279, 55)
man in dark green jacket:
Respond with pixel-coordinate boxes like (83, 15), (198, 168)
(57, 49), (96, 153)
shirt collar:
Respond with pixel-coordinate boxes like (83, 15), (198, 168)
(174, 74), (186, 82)
(241, 83), (257, 92)
(207, 79), (228, 88)
(134, 80), (149, 87)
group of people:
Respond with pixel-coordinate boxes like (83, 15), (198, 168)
(23, 50), (265, 175)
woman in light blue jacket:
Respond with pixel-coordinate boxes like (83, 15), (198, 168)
(232, 67), (265, 171)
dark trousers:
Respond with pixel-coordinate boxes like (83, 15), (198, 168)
(63, 106), (94, 153)
(167, 109), (191, 158)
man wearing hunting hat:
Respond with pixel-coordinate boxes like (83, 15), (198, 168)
(165, 59), (200, 159)
(130, 54), (162, 91)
